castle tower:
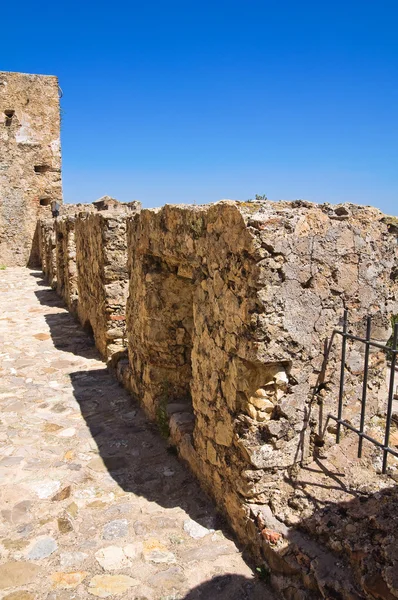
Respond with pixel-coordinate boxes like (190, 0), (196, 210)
(0, 71), (62, 266)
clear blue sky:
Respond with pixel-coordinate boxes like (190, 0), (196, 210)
(2, 1), (397, 214)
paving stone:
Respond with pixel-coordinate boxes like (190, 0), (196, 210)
(2, 592), (36, 600)
(1, 500), (31, 524)
(33, 333), (50, 341)
(16, 523), (34, 538)
(152, 516), (180, 530)
(44, 423), (63, 433)
(59, 551), (88, 569)
(95, 545), (132, 570)
(88, 457), (107, 472)
(104, 502), (131, 517)
(58, 517), (73, 533)
(52, 486), (71, 501)
(67, 462), (82, 470)
(87, 500), (107, 510)
(63, 450), (74, 462)
(64, 503), (78, 520)
(133, 520), (149, 535)
(29, 480), (61, 499)
(2, 539), (30, 551)
(148, 566), (186, 589)
(27, 536), (58, 560)
(74, 487), (96, 499)
(0, 456), (24, 466)
(50, 571), (89, 589)
(88, 574), (140, 597)
(57, 427), (76, 438)
(123, 541), (144, 559)
(143, 539), (176, 564)
(0, 561), (42, 589)
(102, 519), (128, 540)
(183, 519), (212, 539)
(179, 542), (235, 563)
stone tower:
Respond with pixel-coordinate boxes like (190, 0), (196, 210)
(0, 71), (62, 266)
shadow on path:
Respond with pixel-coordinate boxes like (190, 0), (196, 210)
(32, 271), (227, 525)
(31, 271), (247, 557)
(69, 367), (230, 530)
(43, 312), (98, 359)
(180, 575), (268, 599)
(34, 277), (98, 360)
(29, 269), (50, 286)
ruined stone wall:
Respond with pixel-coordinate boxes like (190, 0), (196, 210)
(126, 206), (202, 419)
(126, 201), (397, 479)
(75, 204), (141, 361)
(124, 200), (398, 598)
(53, 204), (98, 310)
(39, 217), (57, 288)
(38, 205), (92, 290)
(0, 71), (62, 266)
(38, 199), (398, 599)
(55, 216), (78, 313)
(37, 200), (141, 362)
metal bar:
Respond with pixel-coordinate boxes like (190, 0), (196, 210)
(358, 316), (371, 458)
(336, 310), (348, 444)
(382, 323), (398, 473)
(333, 330), (398, 353)
(329, 415), (398, 459)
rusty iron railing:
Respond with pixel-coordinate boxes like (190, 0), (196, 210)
(329, 310), (398, 474)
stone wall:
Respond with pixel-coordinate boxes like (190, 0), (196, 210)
(39, 216), (57, 288)
(55, 216), (78, 313)
(124, 200), (398, 598)
(0, 71), (62, 267)
(38, 200), (141, 362)
(125, 200), (397, 474)
(75, 204), (141, 361)
(37, 199), (398, 599)
(38, 204), (92, 290)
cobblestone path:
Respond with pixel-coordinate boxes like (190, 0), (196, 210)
(0, 268), (274, 600)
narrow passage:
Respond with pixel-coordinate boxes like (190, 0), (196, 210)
(0, 268), (274, 600)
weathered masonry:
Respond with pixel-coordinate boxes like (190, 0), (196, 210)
(39, 198), (141, 360)
(0, 71), (62, 267)
(3, 71), (398, 599)
(74, 204), (141, 360)
(38, 200), (398, 600)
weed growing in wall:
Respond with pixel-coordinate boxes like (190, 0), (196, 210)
(387, 314), (398, 361)
(156, 384), (171, 439)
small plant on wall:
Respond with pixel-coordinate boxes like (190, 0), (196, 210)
(247, 193), (268, 202)
(387, 314), (398, 362)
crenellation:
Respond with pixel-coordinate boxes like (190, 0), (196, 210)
(74, 203), (141, 361)
(55, 215), (78, 313)
(39, 216), (58, 288)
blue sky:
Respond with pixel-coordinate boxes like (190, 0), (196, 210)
(2, 1), (397, 213)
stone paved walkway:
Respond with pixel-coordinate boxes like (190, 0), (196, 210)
(0, 268), (274, 600)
